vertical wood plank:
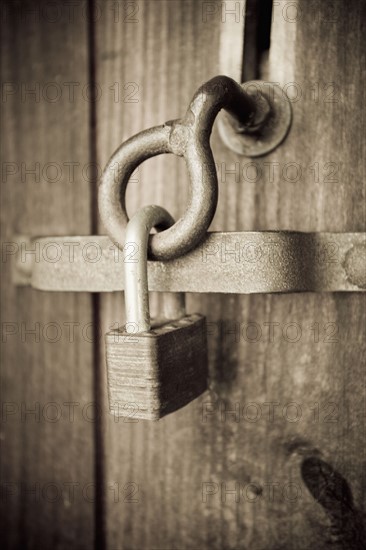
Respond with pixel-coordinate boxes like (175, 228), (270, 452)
(95, 2), (233, 548)
(253, 2), (366, 546)
(1, 1), (96, 548)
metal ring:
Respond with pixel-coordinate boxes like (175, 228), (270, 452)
(99, 76), (261, 261)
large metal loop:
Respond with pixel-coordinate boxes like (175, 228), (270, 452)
(99, 75), (291, 260)
(98, 76), (261, 260)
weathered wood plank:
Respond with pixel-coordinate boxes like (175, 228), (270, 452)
(95, 1), (365, 549)
(254, 2), (366, 546)
(1, 1), (95, 548)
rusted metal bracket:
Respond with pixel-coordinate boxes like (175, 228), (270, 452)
(10, 232), (366, 293)
(98, 76), (292, 261)
(217, 80), (292, 157)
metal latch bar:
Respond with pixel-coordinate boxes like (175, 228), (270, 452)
(11, 232), (366, 293)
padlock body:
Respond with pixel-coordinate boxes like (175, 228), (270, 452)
(105, 314), (208, 420)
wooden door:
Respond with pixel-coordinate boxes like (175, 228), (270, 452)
(1, 1), (365, 549)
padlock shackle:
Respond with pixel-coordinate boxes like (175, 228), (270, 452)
(124, 205), (185, 333)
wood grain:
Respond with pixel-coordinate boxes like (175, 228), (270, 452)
(1, 1), (95, 548)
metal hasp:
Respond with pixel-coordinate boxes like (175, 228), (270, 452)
(98, 76), (292, 261)
(15, 233), (366, 293)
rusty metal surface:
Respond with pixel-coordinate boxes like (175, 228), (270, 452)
(105, 313), (208, 421)
(217, 80), (292, 157)
(98, 76), (291, 261)
(17, 232), (366, 293)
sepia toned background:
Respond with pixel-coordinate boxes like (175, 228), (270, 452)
(1, 1), (365, 548)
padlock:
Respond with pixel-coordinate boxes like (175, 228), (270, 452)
(105, 205), (208, 421)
